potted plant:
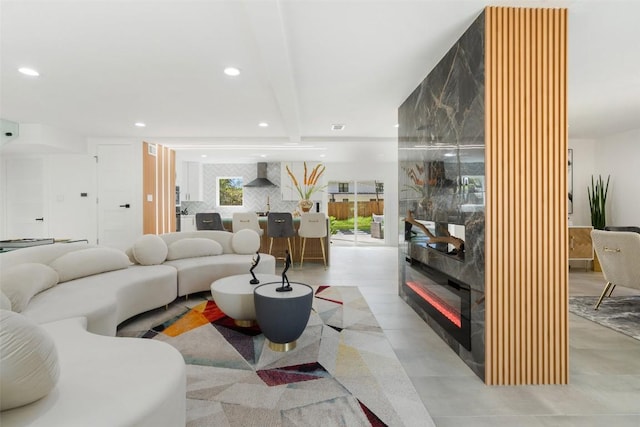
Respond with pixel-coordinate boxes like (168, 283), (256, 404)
(588, 174), (610, 230)
(285, 162), (326, 212)
(587, 174), (610, 271)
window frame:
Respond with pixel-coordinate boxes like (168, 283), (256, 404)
(217, 176), (244, 207)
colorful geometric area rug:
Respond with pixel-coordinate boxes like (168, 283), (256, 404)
(568, 295), (640, 341)
(117, 286), (434, 427)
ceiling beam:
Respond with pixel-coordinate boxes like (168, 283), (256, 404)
(241, 0), (301, 143)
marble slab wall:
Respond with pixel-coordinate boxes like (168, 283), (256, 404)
(398, 11), (486, 380)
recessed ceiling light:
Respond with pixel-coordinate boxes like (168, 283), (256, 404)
(394, 124), (400, 128)
(224, 67), (240, 77)
(201, 154), (208, 158)
(260, 154), (267, 158)
(319, 154), (326, 158)
(331, 124), (345, 131)
(258, 122), (269, 127)
(18, 67), (39, 77)
(134, 122), (146, 127)
(444, 153), (456, 157)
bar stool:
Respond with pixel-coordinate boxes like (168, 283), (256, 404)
(298, 213), (327, 268)
(195, 213), (225, 231)
(267, 212), (295, 259)
(232, 212), (264, 236)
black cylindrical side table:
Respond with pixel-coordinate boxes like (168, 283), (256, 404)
(254, 282), (313, 352)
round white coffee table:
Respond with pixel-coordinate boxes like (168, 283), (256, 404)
(210, 274), (281, 327)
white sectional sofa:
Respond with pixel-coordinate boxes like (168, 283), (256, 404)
(0, 229), (276, 426)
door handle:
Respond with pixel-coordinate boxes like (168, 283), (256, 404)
(35, 217), (44, 221)
(119, 204), (130, 208)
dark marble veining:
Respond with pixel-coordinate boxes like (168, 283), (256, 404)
(398, 11), (486, 380)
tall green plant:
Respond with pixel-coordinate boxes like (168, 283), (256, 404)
(587, 175), (610, 230)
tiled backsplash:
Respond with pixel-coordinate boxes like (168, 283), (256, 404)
(180, 162), (299, 217)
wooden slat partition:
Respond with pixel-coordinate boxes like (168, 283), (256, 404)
(485, 6), (568, 385)
(142, 142), (157, 235)
(142, 142), (176, 235)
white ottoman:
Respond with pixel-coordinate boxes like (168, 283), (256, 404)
(210, 274), (281, 327)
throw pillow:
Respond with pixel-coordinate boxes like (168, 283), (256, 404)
(231, 229), (260, 254)
(1, 291), (13, 311)
(166, 238), (223, 260)
(0, 310), (60, 411)
(0, 263), (59, 313)
(125, 247), (138, 264)
(132, 234), (168, 265)
(50, 247), (131, 283)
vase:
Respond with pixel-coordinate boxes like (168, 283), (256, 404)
(298, 199), (313, 212)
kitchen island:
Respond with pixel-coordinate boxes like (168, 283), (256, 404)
(222, 216), (330, 266)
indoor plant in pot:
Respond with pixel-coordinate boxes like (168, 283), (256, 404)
(587, 174), (610, 271)
(285, 162), (326, 212)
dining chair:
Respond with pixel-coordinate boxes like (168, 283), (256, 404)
(195, 212), (225, 231)
(266, 212), (295, 259)
(298, 213), (327, 268)
(232, 212), (264, 236)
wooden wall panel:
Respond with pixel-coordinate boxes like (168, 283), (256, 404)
(485, 6), (568, 385)
(142, 142), (176, 235)
(142, 142), (156, 235)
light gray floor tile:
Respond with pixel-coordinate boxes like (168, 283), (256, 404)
(263, 245), (640, 424)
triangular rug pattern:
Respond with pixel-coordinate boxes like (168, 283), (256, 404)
(117, 285), (433, 426)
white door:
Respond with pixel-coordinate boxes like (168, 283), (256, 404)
(97, 145), (137, 250)
(4, 157), (48, 238)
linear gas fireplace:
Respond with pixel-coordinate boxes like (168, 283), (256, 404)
(403, 259), (471, 350)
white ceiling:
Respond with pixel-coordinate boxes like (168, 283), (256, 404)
(1, 0), (639, 164)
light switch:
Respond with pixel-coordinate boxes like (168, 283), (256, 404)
(147, 194), (153, 202)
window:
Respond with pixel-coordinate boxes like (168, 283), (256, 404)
(338, 182), (349, 193)
(217, 177), (243, 206)
(375, 182), (384, 193)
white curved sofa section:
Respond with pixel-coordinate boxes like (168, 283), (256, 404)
(0, 317), (186, 427)
(159, 230), (276, 296)
(0, 232), (276, 427)
(22, 264), (177, 336)
(0, 242), (177, 336)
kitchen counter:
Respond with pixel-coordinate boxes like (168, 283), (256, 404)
(222, 216), (329, 266)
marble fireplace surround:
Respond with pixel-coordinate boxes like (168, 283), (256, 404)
(398, 10), (486, 380)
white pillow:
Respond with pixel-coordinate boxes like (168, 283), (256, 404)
(132, 234), (168, 265)
(166, 238), (223, 261)
(1, 291), (13, 311)
(0, 310), (60, 411)
(50, 247), (131, 283)
(231, 229), (261, 254)
(125, 247), (138, 265)
(0, 263), (59, 313)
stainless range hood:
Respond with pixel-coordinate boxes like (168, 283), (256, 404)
(244, 162), (277, 187)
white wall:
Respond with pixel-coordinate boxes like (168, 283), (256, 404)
(569, 129), (640, 227)
(595, 129), (640, 226)
(47, 154), (98, 243)
(568, 138), (597, 226)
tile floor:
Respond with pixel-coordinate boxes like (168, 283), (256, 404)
(285, 244), (640, 426)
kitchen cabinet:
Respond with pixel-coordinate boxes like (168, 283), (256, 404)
(180, 215), (197, 232)
(181, 162), (202, 202)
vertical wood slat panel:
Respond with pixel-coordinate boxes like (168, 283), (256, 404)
(484, 6), (567, 385)
(142, 142), (156, 235)
(157, 145), (164, 234)
(168, 149), (176, 233)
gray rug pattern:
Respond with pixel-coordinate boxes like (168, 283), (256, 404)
(568, 296), (640, 341)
